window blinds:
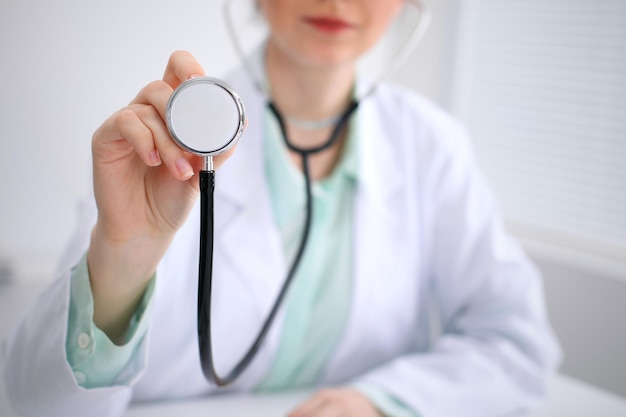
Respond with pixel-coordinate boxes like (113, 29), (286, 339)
(450, 0), (626, 269)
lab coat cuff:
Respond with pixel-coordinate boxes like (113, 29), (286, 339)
(351, 381), (420, 417)
(65, 252), (156, 388)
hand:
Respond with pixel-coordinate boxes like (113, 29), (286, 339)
(88, 51), (236, 342)
(288, 388), (384, 417)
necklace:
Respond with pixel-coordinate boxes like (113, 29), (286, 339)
(284, 113), (344, 131)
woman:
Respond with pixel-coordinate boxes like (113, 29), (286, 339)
(3, 1), (561, 416)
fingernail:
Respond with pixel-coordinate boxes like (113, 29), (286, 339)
(187, 73), (203, 80)
(149, 150), (161, 166)
(175, 157), (194, 179)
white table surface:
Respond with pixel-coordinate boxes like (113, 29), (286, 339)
(2, 375), (626, 417)
(124, 375), (626, 417)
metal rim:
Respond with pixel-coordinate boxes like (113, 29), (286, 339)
(165, 76), (247, 157)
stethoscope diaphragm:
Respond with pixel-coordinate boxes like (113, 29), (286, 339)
(166, 76), (246, 159)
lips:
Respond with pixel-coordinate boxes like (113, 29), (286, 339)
(304, 16), (354, 34)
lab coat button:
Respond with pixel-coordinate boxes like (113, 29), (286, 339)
(73, 371), (86, 385)
(77, 332), (91, 350)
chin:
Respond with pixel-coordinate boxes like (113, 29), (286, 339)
(293, 43), (362, 70)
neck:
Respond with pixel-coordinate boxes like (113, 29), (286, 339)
(264, 42), (355, 125)
(263, 42), (356, 180)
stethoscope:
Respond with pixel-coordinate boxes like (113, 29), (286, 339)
(165, 0), (431, 387)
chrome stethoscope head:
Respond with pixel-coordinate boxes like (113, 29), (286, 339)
(165, 76), (247, 170)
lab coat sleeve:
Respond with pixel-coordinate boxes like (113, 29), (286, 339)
(353, 121), (562, 416)
(66, 253), (155, 389)
(2, 197), (150, 417)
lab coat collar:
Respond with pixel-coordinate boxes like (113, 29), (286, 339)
(354, 82), (405, 221)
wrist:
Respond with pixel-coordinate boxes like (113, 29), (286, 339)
(89, 223), (168, 285)
(87, 224), (169, 342)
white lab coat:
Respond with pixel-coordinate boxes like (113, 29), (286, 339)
(2, 65), (561, 417)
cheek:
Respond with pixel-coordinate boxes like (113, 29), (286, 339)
(258, 0), (292, 31)
(362, 2), (403, 41)
(373, 2), (403, 31)
(357, 14), (397, 53)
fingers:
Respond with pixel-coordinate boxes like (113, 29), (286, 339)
(126, 80), (195, 179)
(163, 50), (206, 89)
(288, 388), (383, 417)
(113, 109), (162, 167)
(95, 104), (195, 181)
(131, 103), (195, 179)
(130, 79), (172, 119)
(288, 390), (334, 417)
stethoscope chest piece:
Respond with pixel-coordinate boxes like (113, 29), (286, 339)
(166, 76), (246, 158)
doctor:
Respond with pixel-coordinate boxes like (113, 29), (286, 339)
(2, 0), (561, 416)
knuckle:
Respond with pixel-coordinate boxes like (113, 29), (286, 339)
(115, 108), (137, 127)
(91, 126), (103, 146)
(317, 388), (333, 399)
(143, 79), (169, 96)
(336, 394), (351, 407)
(134, 104), (157, 121)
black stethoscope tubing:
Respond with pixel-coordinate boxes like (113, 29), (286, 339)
(197, 99), (360, 386)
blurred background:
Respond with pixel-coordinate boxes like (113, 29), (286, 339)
(0, 0), (624, 410)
